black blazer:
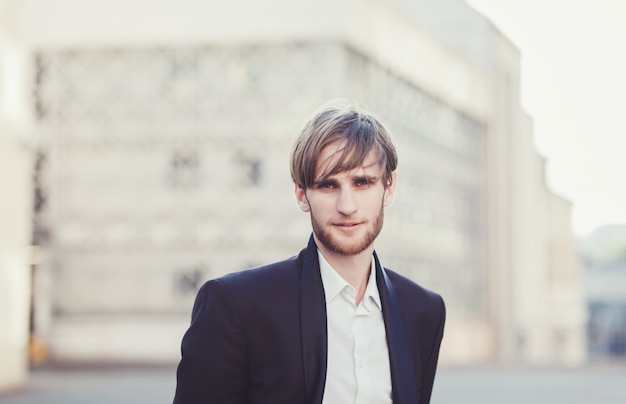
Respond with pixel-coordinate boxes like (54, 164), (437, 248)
(174, 236), (445, 404)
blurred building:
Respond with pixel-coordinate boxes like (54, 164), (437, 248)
(581, 225), (626, 360)
(24, 0), (586, 366)
(0, 0), (32, 391)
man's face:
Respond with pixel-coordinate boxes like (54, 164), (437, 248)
(295, 141), (397, 257)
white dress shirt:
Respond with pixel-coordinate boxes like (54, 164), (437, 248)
(319, 251), (392, 404)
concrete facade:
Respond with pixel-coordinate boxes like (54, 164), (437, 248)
(0, 122), (32, 391)
(19, 0), (586, 366)
(0, 0), (32, 391)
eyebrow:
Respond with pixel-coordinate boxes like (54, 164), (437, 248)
(313, 173), (380, 187)
(353, 174), (380, 184)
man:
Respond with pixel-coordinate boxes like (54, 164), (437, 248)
(173, 99), (445, 404)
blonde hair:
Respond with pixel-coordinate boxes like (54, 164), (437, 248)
(290, 99), (398, 189)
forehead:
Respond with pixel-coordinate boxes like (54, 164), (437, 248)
(314, 141), (381, 179)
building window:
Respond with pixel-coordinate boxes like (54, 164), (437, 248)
(168, 150), (199, 190)
(235, 152), (263, 187)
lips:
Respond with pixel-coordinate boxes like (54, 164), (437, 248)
(334, 222), (362, 232)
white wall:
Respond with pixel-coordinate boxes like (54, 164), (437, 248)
(0, 0), (33, 391)
(0, 102), (32, 392)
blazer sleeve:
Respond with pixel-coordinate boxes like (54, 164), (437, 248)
(420, 295), (446, 404)
(173, 279), (247, 404)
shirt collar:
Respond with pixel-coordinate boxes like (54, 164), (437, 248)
(318, 250), (382, 311)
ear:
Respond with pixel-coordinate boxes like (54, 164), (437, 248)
(294, 184), (311, 212)
(383, 172), (398, 207)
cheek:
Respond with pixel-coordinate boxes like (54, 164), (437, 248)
(307, 195), (340, 216)
(369, 189), (387, 207)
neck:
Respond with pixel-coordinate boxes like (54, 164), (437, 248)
(316, 239), (373, 303)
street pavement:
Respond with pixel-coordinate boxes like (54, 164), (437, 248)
(433, 365), (626, 404)
(1, 365), (625, 403)
(0, 367), (176, 404)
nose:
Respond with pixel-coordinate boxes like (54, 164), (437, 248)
(336, 187), (358, 216)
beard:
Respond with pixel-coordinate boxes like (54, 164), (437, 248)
(310, 205), (384, 256)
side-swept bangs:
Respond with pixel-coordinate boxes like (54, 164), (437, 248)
(290, 100), (398, 189)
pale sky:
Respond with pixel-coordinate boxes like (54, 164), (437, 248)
(465, 0), (626, 237)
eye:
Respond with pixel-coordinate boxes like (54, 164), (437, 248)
(317, 181), (336, 189)
(355, 177), (375, 187)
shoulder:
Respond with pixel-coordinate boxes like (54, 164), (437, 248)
(195, 253), (304, 302)
(383, 268), (445, 314)
(189, 253), (307, 329)
(221, 254), (301, 286)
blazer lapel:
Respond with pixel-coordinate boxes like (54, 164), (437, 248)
(375, 252), (420, 404)
(299, 235), (327, 404)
